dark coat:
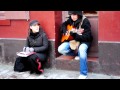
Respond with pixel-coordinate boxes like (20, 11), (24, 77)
(60, 15), (93, 43)
(25, 26), (49, 60)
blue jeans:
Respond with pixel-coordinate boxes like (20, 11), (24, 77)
(58, 42), (90, 76)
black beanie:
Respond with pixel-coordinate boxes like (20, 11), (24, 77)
(68, 11), (83, 16)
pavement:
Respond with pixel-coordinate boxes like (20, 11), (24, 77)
(0, 63), (120, 79)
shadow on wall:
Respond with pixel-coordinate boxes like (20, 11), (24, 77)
(88, 17), (98, 58)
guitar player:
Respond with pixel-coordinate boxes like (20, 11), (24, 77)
(58, 11), (93, 79)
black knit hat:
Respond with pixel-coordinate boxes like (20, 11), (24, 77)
(29, 20), (40, 26)
(68, 11), (83, 16)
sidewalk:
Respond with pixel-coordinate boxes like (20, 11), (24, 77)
(0, 63), (120, 79)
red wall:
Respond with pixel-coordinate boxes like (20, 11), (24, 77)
(99, 11), (120, 42)
(0, 11), (55, 39)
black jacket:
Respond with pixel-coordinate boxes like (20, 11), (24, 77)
(60, 16), (93, 43)
(25, 27), (49, 58)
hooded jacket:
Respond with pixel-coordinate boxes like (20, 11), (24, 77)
(60, 11), (93, 43)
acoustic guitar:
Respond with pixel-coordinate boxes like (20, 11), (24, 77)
(61, 25), (73, 42)
(61, 16), (86, 43)
(61, 24), (84, 42)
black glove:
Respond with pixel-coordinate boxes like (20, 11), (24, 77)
(60, 27), (67, 35)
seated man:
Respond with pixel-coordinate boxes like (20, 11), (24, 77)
(58, 11), (93, 79)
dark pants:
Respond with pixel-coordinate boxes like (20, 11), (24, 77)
(14, 54), (46, 74)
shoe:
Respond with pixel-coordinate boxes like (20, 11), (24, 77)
(30, 70), (34, 74)
(74, 56), (80, 60)
(78, 75), (87, 79)
(35, 69), (44, 74)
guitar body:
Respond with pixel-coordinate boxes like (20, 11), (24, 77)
(61, 16), (86, 43)
(61, 25), (73, 42)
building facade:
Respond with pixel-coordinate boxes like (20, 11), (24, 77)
(0, 11), (120, 75)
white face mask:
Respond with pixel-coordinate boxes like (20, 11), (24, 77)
(30, 24), (39, 33)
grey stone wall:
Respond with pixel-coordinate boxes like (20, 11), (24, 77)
(0, 39), (55, 68)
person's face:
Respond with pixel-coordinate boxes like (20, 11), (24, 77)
(30, 24), (39, 33)
(71, 14), (78, 21)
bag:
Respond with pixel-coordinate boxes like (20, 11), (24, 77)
(69, 40), (80, 50)
(14, 57), (30, 72)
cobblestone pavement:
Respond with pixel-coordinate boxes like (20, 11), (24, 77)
(0, 63), (120, 79)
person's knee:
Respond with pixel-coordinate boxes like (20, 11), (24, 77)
(58, 42), (70, 55)
(28, 55), (37, 61)
(79, 48), (87, 53)
(79, 45), (88, 53)
(58, 46), (62, 54)
(58, 47), (67, 55)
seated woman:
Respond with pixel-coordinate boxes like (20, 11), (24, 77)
(14, 20), (49, 74)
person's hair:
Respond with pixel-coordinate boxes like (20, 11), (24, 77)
(68, 11), (83, 20)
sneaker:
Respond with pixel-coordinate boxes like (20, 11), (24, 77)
(78, 75), (87, 79)
(74, 56), (80, 60)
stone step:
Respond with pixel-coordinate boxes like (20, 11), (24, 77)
(54, 55), (101, 73)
